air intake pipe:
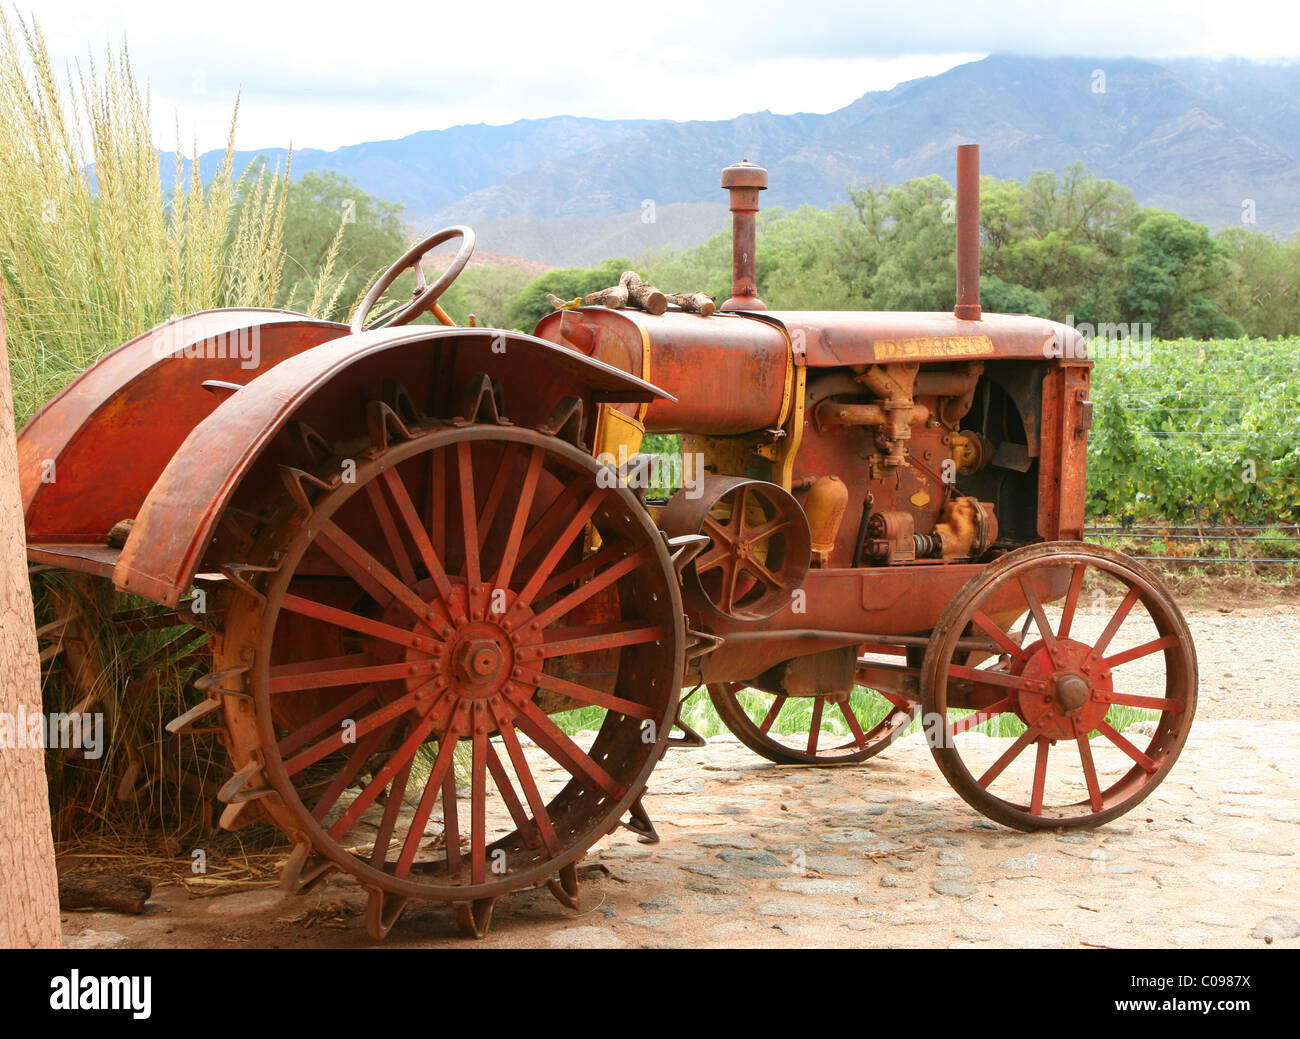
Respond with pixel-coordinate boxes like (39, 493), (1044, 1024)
(955, 143), (982, 321)
(720, 159), (768, 311)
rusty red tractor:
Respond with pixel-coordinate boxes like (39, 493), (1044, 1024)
(19, 145), (1196, 938)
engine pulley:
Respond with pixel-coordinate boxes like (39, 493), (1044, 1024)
(661, 475), (811, 622)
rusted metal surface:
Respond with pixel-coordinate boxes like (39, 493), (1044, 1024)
(720, 159), (768, 311)
(921, 542), (1197, 829)
(753, 310), (1082, 368)
(213, 420), (683, 926)
(20, 311), (348, 541)
(954, 143), (982, 322)
(17, 147), (1197, 938)
(114, 326), (670, 607)
(534, 307), (789, 434)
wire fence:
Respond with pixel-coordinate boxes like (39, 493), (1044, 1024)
(1083, 522), (1300, 565)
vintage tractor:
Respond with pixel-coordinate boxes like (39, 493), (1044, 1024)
(18, 145), (1196, 938)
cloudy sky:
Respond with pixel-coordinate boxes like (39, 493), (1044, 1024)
(28, 0), (1300, 152)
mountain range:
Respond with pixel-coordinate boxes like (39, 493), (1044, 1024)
(202, 54), (1300, 267)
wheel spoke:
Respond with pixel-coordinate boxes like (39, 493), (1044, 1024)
(723, 555), (741, 613)
(484, 740), (531, 835)
(970, 611), (1027, 661)
(950, 696), (1013, 735)
(511, 697), (623, 798)
(471, 710), (488, 885)
(1102, 691), (1185, 713)
(741, 553), (787, 592)
(838, 699), (868, 745)
(948, 664), (1028, 691)
(381, 467), (463, 622)
(365, 481), (417, 586)
(277, 685), (382, 756)
(1096, 719), (1159, 773)
(429, 445), (447, 559)
(533, 542), (630, 602)
(1103, 635), (1180, 669)
(746, 515), (791, 541)
(1018, 575), (1056, 649)
(526, 668), (655, 720)
(456, 442), (480, 589)
(316, 520), (433, 622)
(734, 486), (751, 533)
(526, 545), (653, 631)
(284, 682), (439, 776)
(539, 622), (665, 658)
(326, 708), (443, 839)
(758, 694), (786, 733)
(694, 541), (731, 574)
(1029, 737), (1049, 815)
(489, 699), (560, 856)
(516, 477), (587, 565)
(311, 724), (394, 823)
(370, 757), (414, 869)
(1075, 730), (1105, 811)
(1092, 585), (1142, 658)
(395, 716), (463, 878)
(280, 593), (431, 652)
(1056, 564), (1086, 639)
(441, 767), (461, 875)
(514, 487), (605, 607)
(806, 697), (824, 755)
(978, 719), (1044, 788)
(271, 657), (438, 695)
(494, 446), (544, 591)
(700, 515), (735, 553)
(477, 442), (522, 547)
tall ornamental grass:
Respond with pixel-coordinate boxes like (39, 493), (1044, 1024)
(0, 7), (291, 427)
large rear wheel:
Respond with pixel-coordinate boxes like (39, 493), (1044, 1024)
(208, 409), (683, 937)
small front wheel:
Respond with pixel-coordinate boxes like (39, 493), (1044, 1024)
(921, 542), (1196, 830)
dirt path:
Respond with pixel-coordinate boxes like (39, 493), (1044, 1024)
(60, 601), (1300, 949)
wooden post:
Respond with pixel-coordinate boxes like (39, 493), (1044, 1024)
(0, 292), (61, 947)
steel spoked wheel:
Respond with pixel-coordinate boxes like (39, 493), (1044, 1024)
(921, 542), (1197, 831)
(706, 671), (918, 765)
(665, 477), (810, 622)
(215, 419), (682, 937)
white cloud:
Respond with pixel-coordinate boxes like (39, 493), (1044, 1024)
(22, 0), (1300, 152)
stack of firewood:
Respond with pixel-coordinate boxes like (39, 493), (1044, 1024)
(547, 270), (715, 316)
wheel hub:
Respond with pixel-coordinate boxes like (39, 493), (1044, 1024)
(1013, 638), (1113, 741)
(1051, 673), (1091, 713)
(373, 579), (543, 716)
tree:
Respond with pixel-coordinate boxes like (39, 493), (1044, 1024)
(276, 170), (410, 322)
(0, 295), (61, 948)
(981, 165), (1135, 324)
(1213, 227), (1300, 338)
(453, 266), (536, 330)
(867, 175), (957, 311)
(1121, 210), (1244, 338)
(981, 274), (1051, 317)
(504, 257), (631, 331)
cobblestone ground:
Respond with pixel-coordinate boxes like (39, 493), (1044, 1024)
(61, 603), (1300, 949)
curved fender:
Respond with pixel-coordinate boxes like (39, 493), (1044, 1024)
(20, 308), (347, 543)
(115, 325), (673, 606)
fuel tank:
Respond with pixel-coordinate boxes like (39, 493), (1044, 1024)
(533, 307), (791, 435)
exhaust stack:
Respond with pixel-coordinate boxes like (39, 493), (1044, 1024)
(954, 144), (982, 322)
(720, 159), (768, 311)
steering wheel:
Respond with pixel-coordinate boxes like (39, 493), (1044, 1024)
(350, 225), (476, 333)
